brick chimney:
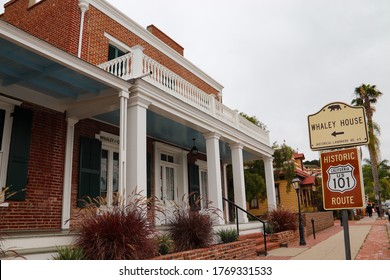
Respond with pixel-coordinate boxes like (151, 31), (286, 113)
(147, 25), (184, 56)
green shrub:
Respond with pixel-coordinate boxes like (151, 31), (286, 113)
(264, 223), (274, 235)
(267, 208), (297, 233)
(217, 228), (238, 243)
(52, 246), (85, 260)
(73, 193), (158, 260)
(156, 233), (174, 255)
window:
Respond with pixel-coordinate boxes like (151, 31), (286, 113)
(275, 183), (280, 206)
(5, 106), (33, 201)
(0, 98), (26, 201)
(108, 44), (127, 60)
(100, 147), (119, 205)
(199, 169), (208, 208)
(250, 198), (259, 209)
(160, 153), (177, 201)
(28, 0), (42, 7)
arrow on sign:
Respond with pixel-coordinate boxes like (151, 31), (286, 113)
(331, 131), (345, 137)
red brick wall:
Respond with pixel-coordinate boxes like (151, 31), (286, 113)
(153, 239), (257, 260)
(1, 0), (80, 56)
(303, 211), (334, 236)
(147, 25), (184, 56)
(0, 102), (67, 231)
(2, 0), (219, 96)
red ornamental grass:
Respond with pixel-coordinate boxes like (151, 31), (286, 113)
(73, 196), (158, 260)
(267, 208), (297, 233)
(168, 209), (215, 252)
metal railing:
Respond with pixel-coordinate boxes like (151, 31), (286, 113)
(222, 197), (268, 256)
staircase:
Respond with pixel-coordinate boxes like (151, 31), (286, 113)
(239, 232), (280, 256)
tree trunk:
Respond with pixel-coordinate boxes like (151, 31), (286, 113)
(365, 101), (382, 217)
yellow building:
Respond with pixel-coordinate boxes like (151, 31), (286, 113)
(248, 153), (319, 217)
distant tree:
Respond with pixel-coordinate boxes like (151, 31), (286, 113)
(352, 84), (383, 215)
(362, 159), (390, 202)
(244, 160), (266, 202)
(273, 142), (295, 190)
(303, 159), (320, 167)
(239, 112), (268, 130)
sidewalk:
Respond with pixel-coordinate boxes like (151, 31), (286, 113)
(254, 216), (390, 260)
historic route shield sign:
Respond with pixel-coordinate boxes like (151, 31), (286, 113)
(308, 102), (368, 151)
(321, 147), (365, 210)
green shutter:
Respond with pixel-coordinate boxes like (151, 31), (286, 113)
(6, 107), (33, 201)
(78, 137), (101, 207)
(188, 163), (200, 209)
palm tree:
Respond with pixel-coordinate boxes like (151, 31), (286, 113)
(352, 84), (383, 216)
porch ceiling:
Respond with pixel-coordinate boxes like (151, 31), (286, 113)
(0, 37), (110, 100)
(94, 110), (256, 162)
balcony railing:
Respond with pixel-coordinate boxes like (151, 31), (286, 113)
(98, 46), (269, 144)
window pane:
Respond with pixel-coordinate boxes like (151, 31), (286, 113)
(100, 149), (108, 198)
(165, 167), (174, 200)
(113, 152), (119, 193)
(0, 109), (5, 151)
(160, 166), (163, 200)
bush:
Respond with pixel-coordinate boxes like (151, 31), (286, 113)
(267, 208), (297, 233)
(73, 193), (158, 260)
(264, 223), (274, 235)
(52, 246), (85, 260)
(166, 196), (219, 252)
(156, 233), (174, 255)
(217, 228), (238, 244)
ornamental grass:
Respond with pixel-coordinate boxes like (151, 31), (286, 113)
(72, 193), (158, 260)
(166, 195), (220, 252)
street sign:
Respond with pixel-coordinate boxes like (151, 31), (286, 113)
(320, 147), (365, 210)
(308, 102), (369, 151)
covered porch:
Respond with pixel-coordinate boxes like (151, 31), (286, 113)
(0, 20), (276, 230)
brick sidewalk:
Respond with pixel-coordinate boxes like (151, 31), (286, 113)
(355, 218), (390, 260)
(254, 218), (390, 260)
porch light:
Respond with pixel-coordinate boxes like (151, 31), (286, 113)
(292, 177), (306, 246)
(190, 138), (198, 155)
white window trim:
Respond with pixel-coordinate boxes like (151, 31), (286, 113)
(154, 142), (188, 203)
(195, 160), (208, 208)
(96, 131), (119, 206)
(0, 97), (21, 202)
(104, 32), (132, 53)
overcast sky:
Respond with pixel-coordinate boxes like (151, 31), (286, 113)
(1, 0), (389, 162)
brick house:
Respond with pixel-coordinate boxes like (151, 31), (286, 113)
(0, 0), (276, 243)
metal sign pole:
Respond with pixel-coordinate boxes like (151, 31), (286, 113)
(341, 209), (352, 260)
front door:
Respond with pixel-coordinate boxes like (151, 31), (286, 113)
(158, 153), (178, 223)
(100, 147), (119, 205)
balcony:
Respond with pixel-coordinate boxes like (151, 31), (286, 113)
(98, 46), (269, 144)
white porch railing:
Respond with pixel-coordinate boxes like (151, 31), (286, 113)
(98, 46), (269, 143)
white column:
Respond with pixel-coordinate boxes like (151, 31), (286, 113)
(204, 132), (224, 225)
(264, 157), (277, 211)
(222, 163), (230, 222)
(61, 118), (78, 229)
(126, 95), (150, 201)
(77, 0), (89, 58)
(130, 45), (145, 78)
(230, 143), (248, 223)
(119, 90), (129, 202)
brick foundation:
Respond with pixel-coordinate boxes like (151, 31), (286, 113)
(153, 239), (257, 260)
